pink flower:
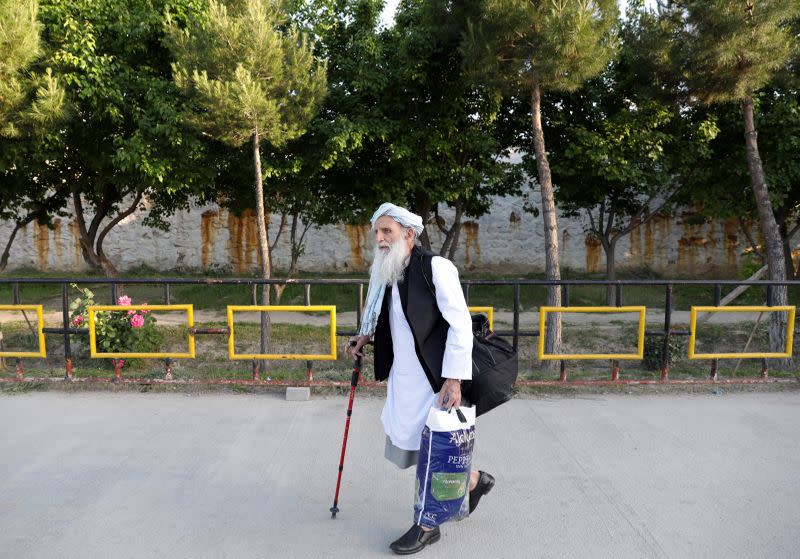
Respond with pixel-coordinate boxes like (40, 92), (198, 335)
(127, 310), (136, 316)
(130, 314), (145, 328)
(117, 295), (132, 306)
(140, 304), (149, 314)
(72, 315), (83, 326)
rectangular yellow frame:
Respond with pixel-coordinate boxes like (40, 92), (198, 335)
(468, 306), (494, 330)
(227, 305), (337, 360)
(0, 305), (46, 357)
(538, 306), (647, 360)
(688, 305), (796, 359)
(88, 304), (195, 358)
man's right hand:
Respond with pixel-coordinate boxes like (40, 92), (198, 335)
(347, 335), (370, 358)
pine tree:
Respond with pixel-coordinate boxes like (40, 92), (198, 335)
(168, 0), (326, 284)
(0, 0), (64, 137)
(167, 0), (326, 370)
(0, 0), (65, 274)
(464, 0), (618, 360)
(666, 0), (800, 367)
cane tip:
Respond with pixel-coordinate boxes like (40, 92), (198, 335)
(330, 506), (339, 519)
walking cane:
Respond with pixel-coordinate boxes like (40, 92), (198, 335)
(330, 342), (364, 519)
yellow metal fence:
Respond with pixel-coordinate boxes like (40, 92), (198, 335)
(538, 306), (647, 360)
(87, 304), (196, 359)
(2, 302), (797, 365)
(0, 305), (46, 358)
(688, 306), (796, 359)
(226, 305), (338, 361)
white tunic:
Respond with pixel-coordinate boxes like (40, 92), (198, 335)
(380, 256), (473, 450)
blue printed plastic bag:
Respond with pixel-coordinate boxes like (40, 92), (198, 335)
(414, 406), (476, 529)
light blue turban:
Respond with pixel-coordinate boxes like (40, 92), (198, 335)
(358, 203), (424, 337)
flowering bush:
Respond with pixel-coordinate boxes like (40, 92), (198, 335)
(69, 285), (161, 355)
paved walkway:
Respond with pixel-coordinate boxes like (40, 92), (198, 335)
(1, 392), (799, 558)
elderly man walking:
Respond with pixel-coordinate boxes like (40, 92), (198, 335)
(349, 202), (495, 555)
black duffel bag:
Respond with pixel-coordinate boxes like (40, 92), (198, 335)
(462, 314), (518, 416)
(417, 253), (517, 416)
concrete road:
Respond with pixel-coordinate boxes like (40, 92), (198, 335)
(1, 391), (799, 559)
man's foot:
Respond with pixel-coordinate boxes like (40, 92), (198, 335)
(468, 471), (495, 514)
(389, 524), (441, 555)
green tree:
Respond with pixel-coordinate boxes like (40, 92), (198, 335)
(550, 77), (676, 289)
(261, 0), (521, 273)
(545, 3), (719, 300)
(680, 86), (800, 279)
(663, 0), (800, 365)
(380, 0), (522, 258)
(680, 15), (800, 279)
(0, 0), (66, 271)
(167, 0), (326, 366)
(757, 74), (800, 278)
(266, 0), (389, 288)
(465, 0), (618, 357)
(35, 0), (205, 276)
(0, 136), (69, 272)
(167, 0), (327, 287)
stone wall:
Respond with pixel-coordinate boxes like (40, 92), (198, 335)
(0, 193), (762, 276)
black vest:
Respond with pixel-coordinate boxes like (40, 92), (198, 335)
(373, 245), (451, 392)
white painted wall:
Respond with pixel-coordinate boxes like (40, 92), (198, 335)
(0, 192), (752, 276)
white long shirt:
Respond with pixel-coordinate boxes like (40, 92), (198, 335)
(380, 256), (473, 450)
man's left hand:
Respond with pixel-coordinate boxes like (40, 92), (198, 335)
(437, 378), (462, 409)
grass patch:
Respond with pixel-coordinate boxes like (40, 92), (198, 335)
(1, 381), (46, 393)
(2, 317), (795, 384)
(0, 270), (364, 312)
(3, 269), (800, 313)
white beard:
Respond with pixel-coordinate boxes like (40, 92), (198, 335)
(370, 237), (409, 286)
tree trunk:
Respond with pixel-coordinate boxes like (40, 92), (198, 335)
(531, 76), (562, 364)
(602, 237), (617, 305)
(270, 212), (290, 304)
(737, 217), (765, 264)
(96, 252), (119, 277)
(267, 212), (287, 276)
(742, 95), (790, 368)
(288, 213), (312, 276)
(410, 193), (432, 250)
(418, 207), (432, 250)
(778, 220), (797, 280)
(71, 191), (119, 276)
(446, 204), (464, 262)
(783, 243), (796, 280)
(439, 201), (465, 259)
(72, 191), (104, 271)
(788, 220), (800, 279)
(0, 218), (31, 273)
(95, 190), (143, 278)
(252, 130), (271, 370)
(274, 212), (312, 304)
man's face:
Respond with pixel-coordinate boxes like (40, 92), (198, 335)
(374, 215), (413, 254)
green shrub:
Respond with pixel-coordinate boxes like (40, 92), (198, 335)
(643, 335), (687, 370)
(69, 285), (161, 354)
